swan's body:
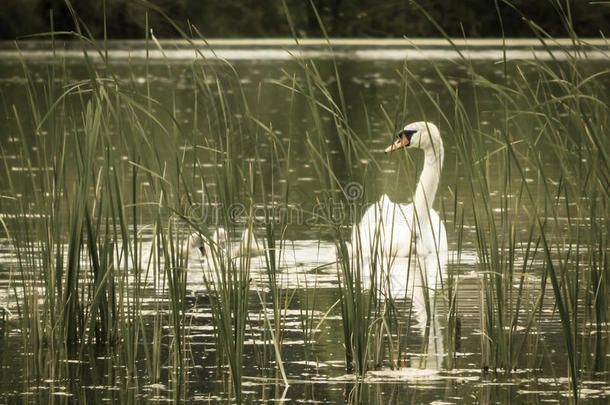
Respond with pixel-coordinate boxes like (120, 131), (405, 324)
(351, 121), (447, 297)
(354, 195), (447, 260)
(235, 227), (264, 257)
(190, 226), (263, 264)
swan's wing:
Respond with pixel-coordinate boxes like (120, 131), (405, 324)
(351, 196), (414, 258)
(235, 227), (264, 257)
(352, 197), (447, 259)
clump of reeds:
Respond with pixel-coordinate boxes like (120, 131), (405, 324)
(403, 1), (609, 400)
(2, 4), (202, 397)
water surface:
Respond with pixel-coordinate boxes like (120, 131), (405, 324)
(0, 41), (608, 404)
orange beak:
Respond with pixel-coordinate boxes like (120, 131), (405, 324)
(385, 133), (410, 153)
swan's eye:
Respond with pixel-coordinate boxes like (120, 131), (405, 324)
(397, 129), (417, 144)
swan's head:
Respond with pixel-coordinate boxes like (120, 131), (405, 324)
(385, 121), (442, 153)
(190, 232), (206, 255)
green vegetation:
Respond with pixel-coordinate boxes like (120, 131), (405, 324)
(1, 0), (609, 40)
(0, 1), (608, 403)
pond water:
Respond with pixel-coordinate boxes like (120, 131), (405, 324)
(0, 41), (608, 404)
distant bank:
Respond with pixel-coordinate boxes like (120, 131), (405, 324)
(1, 38), (608, 61)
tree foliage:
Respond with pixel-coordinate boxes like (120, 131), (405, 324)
(1, 0), (608, 39)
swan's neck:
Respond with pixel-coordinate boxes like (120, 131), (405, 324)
(413, 145), (443, 227)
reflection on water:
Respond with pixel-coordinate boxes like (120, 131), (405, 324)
(1, 231), (593, 403)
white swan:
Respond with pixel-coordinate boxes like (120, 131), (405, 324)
(351, 121), (447, 298)
(190, 226), (264, 263)
(189, 228), (227, 261)
(234, 226), (264, 257)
